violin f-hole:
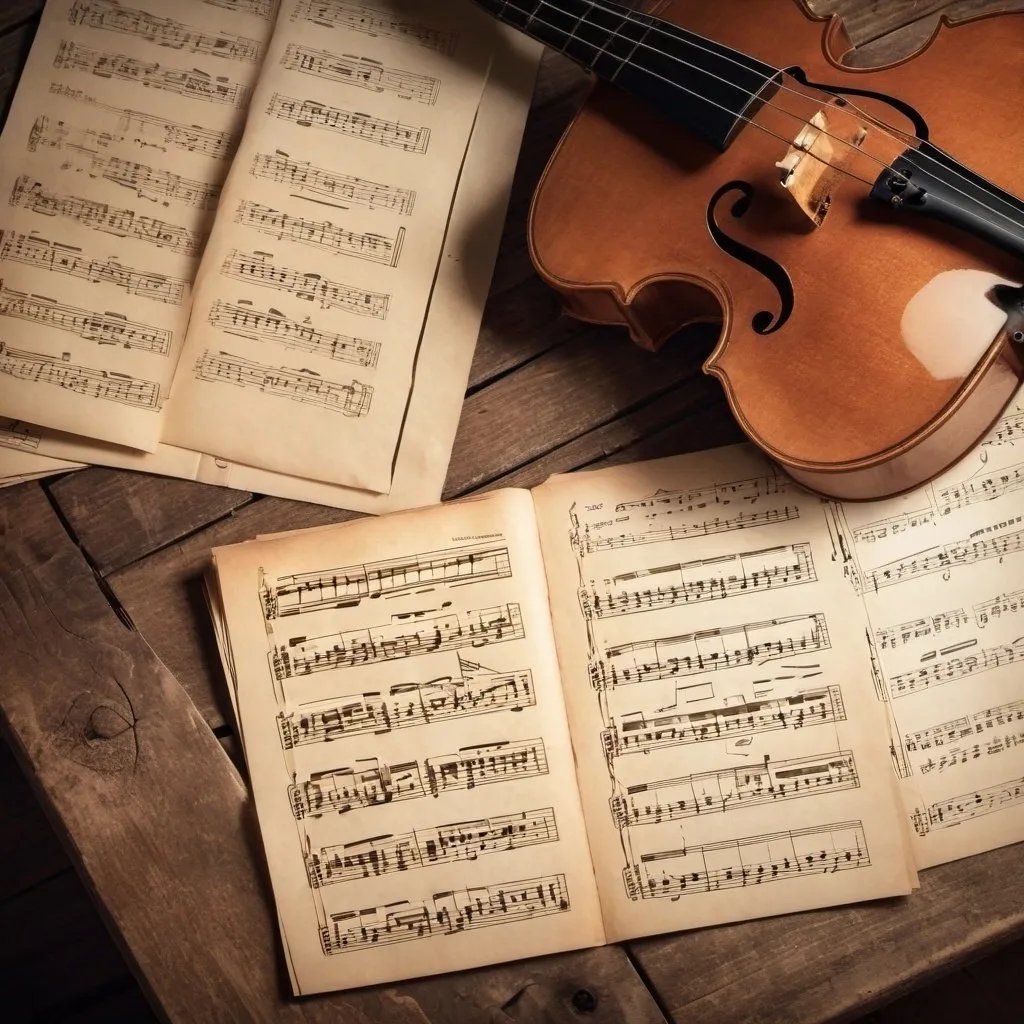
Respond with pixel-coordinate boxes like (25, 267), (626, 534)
(706, 181), (795, 335)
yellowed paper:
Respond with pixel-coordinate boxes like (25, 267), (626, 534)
(0, 0), (275, 450)
(163, 0), (498, 492)
(826, 390), (1024, 868)
(531, 445), (917, 942)
(212, 490), (606, 994)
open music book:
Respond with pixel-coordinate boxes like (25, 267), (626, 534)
(0, 0), (541, 511)
(204, 388), (1024, 995)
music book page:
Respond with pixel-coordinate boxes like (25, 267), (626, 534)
(0, 0), (275, 451)
(162, 0), (497, 492)
(531, 445), (918, 942)
(826, 389), (1024, 868)
(211, 490), (606, 994)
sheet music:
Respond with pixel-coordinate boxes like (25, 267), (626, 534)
(825, 390), (1024, 868)
(210, 490), (605, 995)
(0, 0), (274, 451)
(531, 445), (916, 942)
(162, 0), (497, 493)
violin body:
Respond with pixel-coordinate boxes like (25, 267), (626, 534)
(526, 0), (1024, 499)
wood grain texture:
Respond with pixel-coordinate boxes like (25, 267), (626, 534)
(0, 484), (666, 1023)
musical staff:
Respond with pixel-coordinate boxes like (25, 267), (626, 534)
(47, 85), (235, 159)
(276, 660), (535, 749)
(601, 686), (847, 761)
(10, 177), (204, 256)
(974, 587), (1024, 627)
(855, 526), (1024, 593)
(319, 874), (569, 955)
(0, 418), (41, 452)
(29, 119), (220, 210)
(581, 543), (816, 619)
(0, 284), (172, 355)
(292, 0), (459, 55)
(67, 0), (264, 63)
(192, 350), (372, 416)
(271, 604), (525, 679)
(260, 543), (513, 618)
(281, 44), (440, 105)
(610, 751), (860, 828)
(208, 300), (379, 367)
(984, 409), (1024, 448)
(250, 151), (416, 216)
(289, 737), (549, 818)
(305, 806), (558, 888)
(852, 507), (935, 543)
(235, 200), (404, 266)
(912, 776), (1024, 837)
(936, 461), (1024, 514)
(874, 607), (969, 650)
(0, 232), (186, 305)
(0, 342), (162, 409)
(574, 507), (801, 556)
(267, 92), (430, 153)
(592, 613), (831, 689)
(52, 41), (251, 107)
(623, 821), (870, 900)
(889, 638), (1024, 699)
(205, 0), (276, 18)
(616, 472), (790, 513)
(220, 249), (389, 318)
(906, 699), (1024, 779)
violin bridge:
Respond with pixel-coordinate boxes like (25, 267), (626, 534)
(775, 107), (866, 227)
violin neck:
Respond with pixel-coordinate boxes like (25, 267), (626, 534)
(472, 0), (783, 151)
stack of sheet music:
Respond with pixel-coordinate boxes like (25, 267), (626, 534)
(0, 0), (542, 512)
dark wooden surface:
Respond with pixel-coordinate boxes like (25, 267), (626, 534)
(3, 1), (1024, 1022)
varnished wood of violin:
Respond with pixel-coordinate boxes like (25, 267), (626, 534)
(527, 0), (1024, 499)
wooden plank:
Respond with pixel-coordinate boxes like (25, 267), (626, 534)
(0, 0), (42, 33)
(48, 469), (254, 575)
(628, 838), (1024, 1024)
(0, 483), (667, 1024)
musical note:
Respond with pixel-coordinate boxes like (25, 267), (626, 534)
(250, 151), (416, 216)
(622, 821), (870, 900)
(276, 660), (535, 749)
(45, 86), (236, 159)
(235, 200), (404, 266)
(260, 543), (513, 618)
(271, 603), (525, 679)
(220, 249), (389, 318)
(280, 44), (440, 105)
(936, 461), (1024, 515)
(266, 92), (430, 153)
(205, 0), (277, 18)
(905, 698), (1024, 771)
(192, 349), (372, 417)
(983, 409), (1024, 448)
(610, 751), (860, 829)
(573, 507), (801, 556)
(580, 543), (816, 619)
(856, 526), (1024, 593)
(616, 472), (790, 513)
(67, 0), (265, 63)
(974, 587), (1024, 627)
(889, 637), (1024, 699)
(852, 507), (936, 543)
(52, 41), (251, 107)
(319, 874), (569, 955)
(10, 177), (204, 256)
(288, 736), (549, 819)
(591, 613), (831, 689)
(0, 283), (172, 355)
(911, 776), (1024, 836)
(208, 300), (379, 367)
(292, 0), (458, 55)
(874, 607), (970, 650)
(29, 119), (220, 210)
(601, 686), (847, 761)
(0, 418), (41, 452)
(0, 231), (186, 305)
(305, 806), (558, 887)
(0, 342), (162, 409)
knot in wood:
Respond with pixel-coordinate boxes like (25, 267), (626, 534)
(54, 689), (139, 774)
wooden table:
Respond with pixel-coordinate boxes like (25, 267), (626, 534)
(3, 2), (1024, 1022)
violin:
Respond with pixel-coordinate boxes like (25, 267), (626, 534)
(471, 0), (1024, 500)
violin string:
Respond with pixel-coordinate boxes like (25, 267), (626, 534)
(500, 0), (1024, 232)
